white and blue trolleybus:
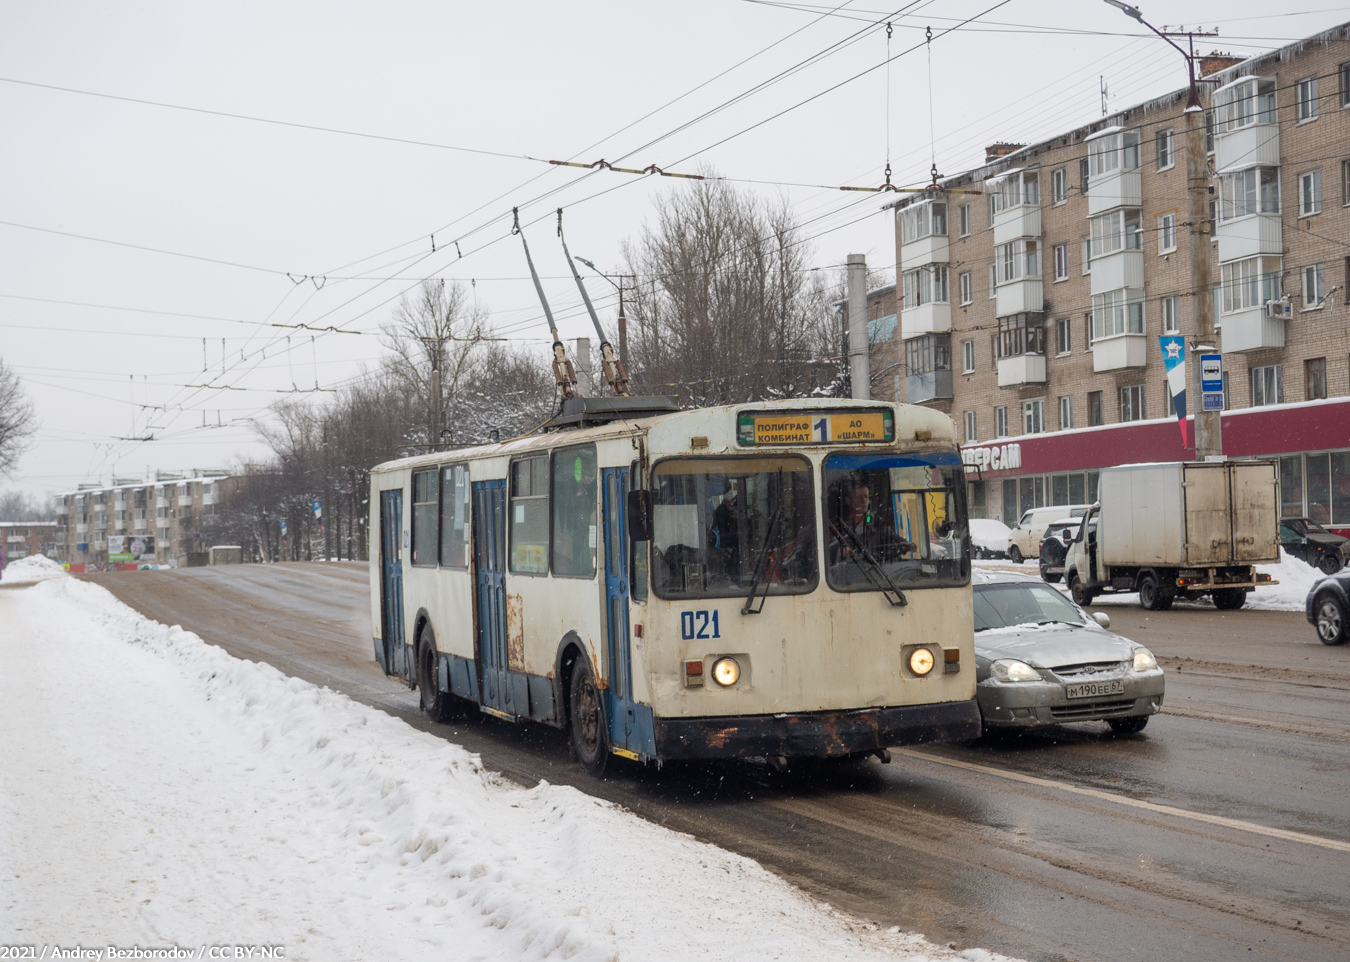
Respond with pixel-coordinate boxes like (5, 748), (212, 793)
(368, 396), (980, 775)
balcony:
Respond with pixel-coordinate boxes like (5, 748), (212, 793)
(992, 206), (1041, 246)
(1216, 214), (1282, 262)
(1092, 333), (1148, 371)
(906, 369), (953, 404)
(996, 277), (1042, 317)
(1088, 167), (1142, 215)
(1220, 309), (1285, 352)
(902, 301), (951, 336)
(901, 232), (948, 266)
(178, 495), (194, 507)
(55, 504), (68, 516)
(1090, 250), (1144, 295)
(904, 333), (953, 403)
(997, 353), (1046, 387)
(1216, 124), (1279, 174)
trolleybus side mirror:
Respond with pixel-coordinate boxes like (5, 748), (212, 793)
(627, 489), (652, 541)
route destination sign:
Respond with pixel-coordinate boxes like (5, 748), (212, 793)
(737, 409), (894, 445)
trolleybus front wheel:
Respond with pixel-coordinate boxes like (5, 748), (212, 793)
(569, 659), (610, 777)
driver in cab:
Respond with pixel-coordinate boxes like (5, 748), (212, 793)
(828, 477), (914, 566)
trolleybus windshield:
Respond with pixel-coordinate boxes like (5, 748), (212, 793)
(650, 456), (817, 600)
(822, 452), (969, 592)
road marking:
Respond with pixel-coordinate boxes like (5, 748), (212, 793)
(896, 748), (1350, 854)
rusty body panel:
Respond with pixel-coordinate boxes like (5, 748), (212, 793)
(506, 593), (526, 671)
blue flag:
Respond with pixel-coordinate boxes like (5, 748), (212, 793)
(1159, 335), (1189, 448)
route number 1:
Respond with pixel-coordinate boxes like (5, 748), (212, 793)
(680, 610), (722, 640)
(813, 418), (828, 443)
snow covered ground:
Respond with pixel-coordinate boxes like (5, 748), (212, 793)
(973, 548), (1329, 611)
(0, 559), (1016, 962)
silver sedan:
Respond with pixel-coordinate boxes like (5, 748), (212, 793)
(973, 570), (1165, 734)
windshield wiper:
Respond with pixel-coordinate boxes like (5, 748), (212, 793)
(830, 521), (907, 607)
(741, 501), (784, 615)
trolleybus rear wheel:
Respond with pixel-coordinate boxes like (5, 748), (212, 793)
(569, 659), (610, 777)
(417, 624), (462, 723)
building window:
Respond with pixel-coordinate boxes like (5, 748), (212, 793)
(1156, 129), (1174, 170)
(1218, 166), (1280, 221)
(1343, 159), (1350, 206)
(900, 200), (947, 243)
(988, 263), (997, 298)
(1161, 295), (1179, 333)
(1300, 170), (1322, 216)
(1088, 390), (1104, 426)
(1342, 61), (1350, 107)
(961, 339), (975, 373)
(994, 406), (1008, 438)
(1084, 311), (1094, 349)
(1119, 384), (1146, 422)
(959, 270), (973, 305)
(964, 411), (977, 442)
(509, 455), (550, 574)
(1055, 316), (1071, 355)
(1053, 243), (1069, 280)
(551, 445), (598, 578)
(1081, 236), (1092, 274)
(1023, 399), (1045, 435)
(958, 203), (971, 237)
(1296, 76), (1320, 122)
(1088, 208), (1142, 258)
(1306, 358), (1328, 400)
(996, 313), (1045, 359)
(995, 239), (1039, 284)
(1079, 157), (1090, 194)
(1092, 289), (1145, 339)
(1205, 109), (1216, 153)
(902, 265), (949, 308)
(1165, 379), (1178, 416)
(1220, 256), (1283, 313)
(1304, 264), (1326, 308)
(1058, 395), (1073, 430)
(1087, 128), (1140, 177)
(1053, 167), (1067, 204)
(1157, 212), (1177, 254)
(1251, 365), (1283, 406)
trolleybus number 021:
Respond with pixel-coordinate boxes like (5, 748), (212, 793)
(680, 610), (722, 640)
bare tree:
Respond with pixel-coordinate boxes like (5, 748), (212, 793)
(0, 489), (53, 522)
(621, 177), (840, 405)
(0, 357), (37, 477)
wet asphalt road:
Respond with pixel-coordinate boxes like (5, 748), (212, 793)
(78, 563), (1350, 962)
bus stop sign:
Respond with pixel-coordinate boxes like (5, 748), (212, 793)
(1200, 354), (1223, 394)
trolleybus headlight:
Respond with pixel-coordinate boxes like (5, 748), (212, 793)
(908, 648), (936, 676)
(711, 657), (741, 687)
(1132, 647), (1157, 671)
(991, 658), (1040, 683)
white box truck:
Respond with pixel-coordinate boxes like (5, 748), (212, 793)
(1064, 460), (1279, 611)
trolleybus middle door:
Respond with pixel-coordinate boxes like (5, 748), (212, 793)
(378, 488), (405, 679)
(602, 467), (636, 755)
(473, 479), (515, 716)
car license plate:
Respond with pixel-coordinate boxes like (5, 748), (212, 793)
(1065, 679), (1125, 699)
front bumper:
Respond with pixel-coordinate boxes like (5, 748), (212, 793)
(654, 699), (982, 760)
(978, 670), (1165, 727)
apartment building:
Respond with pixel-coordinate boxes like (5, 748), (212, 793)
(53, 469), (234, 569)
(892, 23), (1350, 535)
(0, 521), (61, 566)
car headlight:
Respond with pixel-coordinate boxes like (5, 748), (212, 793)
(908, 647), (935, 676)
(711, 657), (740, 687)
(1133, 648), (1157, 671)
(991, 659), (1040, 682)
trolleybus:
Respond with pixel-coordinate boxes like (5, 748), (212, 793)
(369, 396), (979, 775)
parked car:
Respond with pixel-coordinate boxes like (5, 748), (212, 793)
(1306, 568), (1350, 645)
(1006, 504), (1091, 563)
(1280, 517), (1348, 574)
(973, 569), (1165, 734)
(1038, 519), (1081, 583)
(970, 517), (1012, 559)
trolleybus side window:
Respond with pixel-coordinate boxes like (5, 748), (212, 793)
(411, 469), (438, 567)
(822, 452), (970, 592)
(552, 444), (598, 578)
(440, 463), (470, 568)
(510, 455), (550, 574)
(650, 455), (817, 600)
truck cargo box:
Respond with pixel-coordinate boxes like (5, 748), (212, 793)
(1097, 461), (1279, 568)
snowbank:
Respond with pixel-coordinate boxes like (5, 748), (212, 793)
(1249, 548), (1326, 611)
(0, 570), (1017, 962)
(0, 553), (63, 585)
(969, 519), (1010, 556)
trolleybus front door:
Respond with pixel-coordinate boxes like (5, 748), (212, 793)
(378, 488), (405, 678)
(473, 479), (515, 716)
(601, 467), (636, 755)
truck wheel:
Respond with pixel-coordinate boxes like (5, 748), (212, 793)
(1068, 572), (1093, 606)
(1317, 553), (1344, 575)
(1138, 572), (1175, 611)
(569, 658), (610, 778)
(1213, 587), (1246, 610)
(1314, 594), (1346, 645)
(417, 625), (463, 723)
(1008, 545), (1023, 564)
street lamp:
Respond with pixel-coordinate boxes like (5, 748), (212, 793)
(1102, 0), (1220, 460)
(575, 257), (636, 375)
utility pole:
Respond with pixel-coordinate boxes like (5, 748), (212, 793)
(1104, 2), (1222, 459)
(846, 254), (871, 399)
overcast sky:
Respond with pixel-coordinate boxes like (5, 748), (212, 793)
(2, 0), (1345, 499)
